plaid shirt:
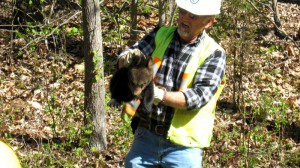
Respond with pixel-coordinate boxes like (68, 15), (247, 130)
(119, 27), (226, 126)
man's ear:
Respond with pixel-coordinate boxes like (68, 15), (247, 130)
(204, 17), (216, 29)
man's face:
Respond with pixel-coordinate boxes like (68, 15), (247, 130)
(177, 8), (215, 42)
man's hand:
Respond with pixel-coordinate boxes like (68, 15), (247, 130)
(118, 49), (143, 69)
(153, 85), (166, 105)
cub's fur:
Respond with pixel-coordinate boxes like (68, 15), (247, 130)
(109, 55), (154, 115)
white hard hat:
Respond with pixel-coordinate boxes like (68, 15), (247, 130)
(176, 0), (222, 16)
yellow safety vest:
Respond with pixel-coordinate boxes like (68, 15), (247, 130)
(125, 26), (225, 148)
(0, 141), (22, 168)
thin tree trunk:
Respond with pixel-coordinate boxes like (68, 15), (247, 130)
(158, 0), (166, 26)
(168, 0), (177, 26)
(82, 0), (107, 151)
(167, 0), (174, 17)
(129, 0), (138, 46)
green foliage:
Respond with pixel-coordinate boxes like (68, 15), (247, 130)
(92, 51), (104, 83)
(111, 115), (133, 155)
(284, 149), (300, 167)
(207, 0), (297, 167)
(142, 5), (152, 13)
(257, 92), (289, 127)
(28, 0), (45, 6)
(66, 26), (83, 37)
(101, 6), (125, 46)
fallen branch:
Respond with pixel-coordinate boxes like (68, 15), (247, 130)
(0, 29), (18, 32)
(245, 0), (300, 50)
(0, 24), (43, 28)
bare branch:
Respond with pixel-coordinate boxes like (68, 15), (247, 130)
(0, 24), (44, 28)
(20, 11), (81, 51)
(245, 0), (299, 49)
(0, 29), (18, 32)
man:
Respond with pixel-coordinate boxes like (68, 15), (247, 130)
(118, 0), (226, 167)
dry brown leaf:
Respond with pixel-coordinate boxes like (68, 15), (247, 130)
(295, 98), (300, 108)
(285, 43), (295, 56)
(27, 101), (42, 110)
(283, 83), (294, 92)
(271, 51), (284, 60)
(74, 63), (85, 73)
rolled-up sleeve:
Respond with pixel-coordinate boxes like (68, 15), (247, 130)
(182, 49), (226, 110)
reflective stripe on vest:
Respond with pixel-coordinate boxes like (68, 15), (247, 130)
(124, 99), (141, 116)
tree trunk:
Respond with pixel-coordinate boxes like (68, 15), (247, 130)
(158, 0), (166, 26)
(167, 0), (176, 26)
(82, 0), (107, 151)
(129, 0), (138, 46)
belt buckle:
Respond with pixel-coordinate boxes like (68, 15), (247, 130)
(155, 125), (165, 136)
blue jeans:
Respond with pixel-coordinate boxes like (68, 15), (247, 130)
(125, 126), (202, 168)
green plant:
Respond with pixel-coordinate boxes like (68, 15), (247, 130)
(284, 149), (300, 167)
(66, 26), (82, 37)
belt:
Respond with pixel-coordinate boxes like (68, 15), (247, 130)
(138, 118), (169, 136)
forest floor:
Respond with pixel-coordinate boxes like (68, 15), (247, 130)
(0, 0), (299, 167)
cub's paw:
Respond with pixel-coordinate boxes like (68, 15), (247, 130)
(108, 99), (121, 107)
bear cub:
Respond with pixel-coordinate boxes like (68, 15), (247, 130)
(109, 54), (154, 115)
